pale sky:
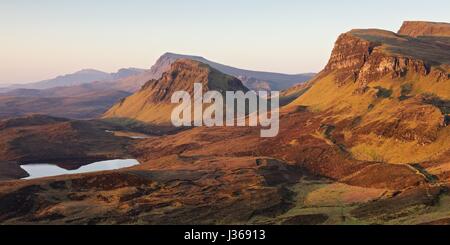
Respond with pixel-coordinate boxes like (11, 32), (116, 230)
(1, 0), (449, 84)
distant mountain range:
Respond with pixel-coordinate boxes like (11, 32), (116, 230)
(0, 53), (314, 119)
(1, 53), (314, 93)
(2, 68), (146, 91)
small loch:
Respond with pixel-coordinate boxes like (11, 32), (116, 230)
(105, 130), (150, 139)
(20, 159), (140, 180)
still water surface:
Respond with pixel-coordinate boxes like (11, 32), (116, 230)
(20, 159), (140, 180)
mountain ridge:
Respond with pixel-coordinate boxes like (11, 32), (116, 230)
(103, 59), (249, 124)
(149, 52), (315, 91)
(1, 53), (314, 93)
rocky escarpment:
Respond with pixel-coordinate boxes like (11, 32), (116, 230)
(323, 27), (450, 93)
(355, 48), (431, 93)
(398, 21), (450, 37)
(323, 33), (380, 85)
(289, 21), (450, 163)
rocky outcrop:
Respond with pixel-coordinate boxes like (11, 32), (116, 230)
(398, 21), (450, 37)
(324, 33), (379, 85)
(323, 28), (449, 92)
(355, 50), (431, 93)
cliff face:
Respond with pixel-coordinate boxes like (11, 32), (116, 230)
(398, 21), (450, 37)
(322, 28), (450, 93)
(324, 33), (378, 85)
(355, 48), (431, 93)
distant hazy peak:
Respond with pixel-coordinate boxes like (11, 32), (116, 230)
(149, 52), (314, 91)
(398, 21), (450, 37)
(75, 69), (107, 74)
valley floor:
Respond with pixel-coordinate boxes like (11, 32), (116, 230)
(0, 109), (449, 225)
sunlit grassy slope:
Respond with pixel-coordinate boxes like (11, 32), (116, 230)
(287, 65), (450, 164)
